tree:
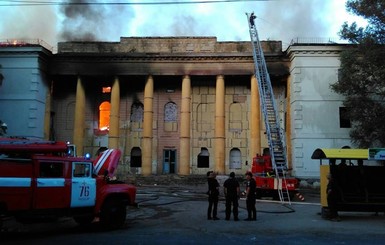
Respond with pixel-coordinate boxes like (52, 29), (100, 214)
(330, 0), (385, 148)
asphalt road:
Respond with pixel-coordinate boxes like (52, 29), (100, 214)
(2, 185), (385, 245)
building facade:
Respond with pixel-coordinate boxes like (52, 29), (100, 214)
(287, 44), (352, 177)
(0, 37), (352, 179)
(0, 41), (52, 139)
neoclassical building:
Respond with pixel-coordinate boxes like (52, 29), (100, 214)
(0, 37), (351, 178)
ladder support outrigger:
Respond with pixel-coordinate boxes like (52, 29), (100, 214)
(246, 12), (291, 204)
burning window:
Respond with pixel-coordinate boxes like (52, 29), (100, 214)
(99, 101), (110, 131)
(102, 86), (111, 93)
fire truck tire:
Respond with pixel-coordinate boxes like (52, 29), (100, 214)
(100, 198), (127, 229)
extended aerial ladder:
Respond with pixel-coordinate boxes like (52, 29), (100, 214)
(246, 13), (291, 204)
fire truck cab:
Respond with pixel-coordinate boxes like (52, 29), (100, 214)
(0, 138), (137, 230)
(251, 152), (299, 199)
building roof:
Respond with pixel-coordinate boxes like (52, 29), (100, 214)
(311, 148), (368, 160)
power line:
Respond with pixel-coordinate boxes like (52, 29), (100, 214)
(0, 0), (274, 7)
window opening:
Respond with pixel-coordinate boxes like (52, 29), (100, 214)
(339, 107), (351, 128)
(73, 162), (91, 178)
(40, 162), (64, 178)
(130, 147), (142, 167)
(164, 102), (177, 122)
(197, 147), (210, 168)
(102, 86), (111, 93)
(164, 102), (178, 132)
(131, 102), (144, 122)
(229, 148), (241, 169)
(99, 101), (110, 131)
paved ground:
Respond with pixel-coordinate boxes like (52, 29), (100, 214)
(2, 184), (385, 245)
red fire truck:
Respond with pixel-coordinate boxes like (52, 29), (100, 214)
(0, 138), (137, 230)
(251, 153), (299, 200)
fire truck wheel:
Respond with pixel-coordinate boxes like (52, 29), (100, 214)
(100, 198), (127, 229)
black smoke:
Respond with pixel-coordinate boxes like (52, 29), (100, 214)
(59, 0), (135, 41)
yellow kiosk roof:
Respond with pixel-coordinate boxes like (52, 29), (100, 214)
(311, 148), (368, 160)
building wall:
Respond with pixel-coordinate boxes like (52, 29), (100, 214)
(224, 77), (250, 174)
(191, 77), (216, 174)
(153, 77), (182, 174)
(288, 45), (351, 178)
(0, 46), (51, 138)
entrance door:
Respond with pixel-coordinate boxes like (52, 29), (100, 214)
(163, 150), (177, 174)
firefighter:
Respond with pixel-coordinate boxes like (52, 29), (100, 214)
(223, 172), (240, 221)
(207, 171), (220, 220)
(245, 171), (257, 221)
(327, 173), (341, 221)
(0, 121), (7, 136)
(249, 12), (256, 27)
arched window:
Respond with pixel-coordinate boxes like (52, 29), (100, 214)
(130, 147), (142, 167)
(229, 148), (241, 169)
(164, 102), (177, 132)
(130, 102), (144, 131)
(197, 147), (210, 168)
(130, 102), (144, 122)
(99, 101), (110, 130)
(164, 102), (177, 122)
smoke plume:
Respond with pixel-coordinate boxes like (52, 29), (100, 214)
(0, 0), (350, 51)
(59, 0), (134, 41)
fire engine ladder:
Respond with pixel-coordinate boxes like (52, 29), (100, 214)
(246, 13), (291, 204)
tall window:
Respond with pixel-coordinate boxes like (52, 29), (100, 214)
(130, 147), (142, 167)
(197, 147), (210, 168)
(99, 101), (110, 130)
(130, 102), (144, 122)
(131, 102), (144, 131)
(164, 102), (177, 132)
(229, 148), (241, 169)
(164, 102), (177, 122)
(339, 107), (351, 128)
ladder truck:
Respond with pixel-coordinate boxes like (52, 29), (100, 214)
(246, 13), (298, 203)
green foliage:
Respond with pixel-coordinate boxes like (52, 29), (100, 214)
(330, 0), (385, 147)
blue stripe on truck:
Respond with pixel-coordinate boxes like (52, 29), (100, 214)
(0, 177), (31, 187)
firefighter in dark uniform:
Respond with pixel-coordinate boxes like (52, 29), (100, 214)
(249, 12), (256, 27)
(223, 172), (240, 221)
(245, 171), (257, 221)
(207, 171), (220, 220)
(327, 173), (341, 221)
(0, 121), (7, 137)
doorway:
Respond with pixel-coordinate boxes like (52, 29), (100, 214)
(163, 149), (177, 174)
